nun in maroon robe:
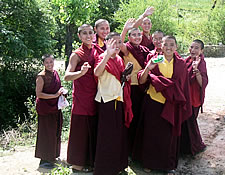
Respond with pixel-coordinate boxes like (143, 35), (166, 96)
(133, 52), (192, 171)
(93, 53), (133, 175)
(35, 70), (63, 163)
(67, 43), (102, 168)
(180, 54), (208, 155)
(122, 41), (150, 155)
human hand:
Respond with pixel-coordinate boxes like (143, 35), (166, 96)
(106, 39), (117, 57)
(56, 87), (64, 97)
(81, 62), (91, 75)
(124, 18), (136, 31)
(146, 59), (157, 71)
(126, 74), (131, 81)
(192, 56), (201, 72)
(143, 6), (155, 17)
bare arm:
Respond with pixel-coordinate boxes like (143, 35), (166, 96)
(193, 58), (202, 87)
(36, 76), (63, 99)
(133, 6), (155, 28)
(64, 53), (90, 81)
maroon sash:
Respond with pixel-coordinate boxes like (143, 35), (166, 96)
(126, 41), (150, 68)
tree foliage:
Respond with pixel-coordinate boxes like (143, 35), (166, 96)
(0, 0), (54, 130)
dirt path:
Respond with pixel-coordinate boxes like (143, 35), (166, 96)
(0, 57), (225, 175)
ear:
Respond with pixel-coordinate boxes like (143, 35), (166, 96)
(77, 33), (81, 40)
(94, 27), (97, 32)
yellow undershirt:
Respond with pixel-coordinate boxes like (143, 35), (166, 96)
(123, 52), (142, 85)
(98, 38), (104, 48)
(147, 58), (174, 104)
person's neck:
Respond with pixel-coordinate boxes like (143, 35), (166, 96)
(143, 31), (150, 37)
(164, 55), (173, 62)
(83, 43), (92, 49)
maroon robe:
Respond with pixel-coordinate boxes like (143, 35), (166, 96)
(180, 54), (208, 155)
(125, 41), (150, 155)
(67, 44), (101, 166)
(94, 54), (133, 175)
(133, 53), (192, 170)
(35, 70), (63, 162)
(140, 32), (155, 51)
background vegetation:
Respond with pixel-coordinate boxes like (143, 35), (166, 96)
(0, 0), (224, 136)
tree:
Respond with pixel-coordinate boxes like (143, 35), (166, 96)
(0, 0), (55, 130)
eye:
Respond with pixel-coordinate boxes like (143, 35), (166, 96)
(89, 31), (93, 35)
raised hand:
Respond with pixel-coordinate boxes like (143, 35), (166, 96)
(143, 6), (155, 17)
(192, 56), (201, 72)
(81, 62), (91, 75)
(146, 58), (157, 71)
(124, 18), (136, 31)
(106, 39), (117, 57)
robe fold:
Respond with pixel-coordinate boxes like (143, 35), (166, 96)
(35, 70), (63, 162)
(124, 41), (150, 155)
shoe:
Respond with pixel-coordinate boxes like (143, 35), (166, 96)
(39, 160), (56, 169)
(72, 167), (93, 173)
(165, 169), (176, 175)
(143, 168), (151, 173)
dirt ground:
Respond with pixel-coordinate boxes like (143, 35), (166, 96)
(0, 57), (225, 175)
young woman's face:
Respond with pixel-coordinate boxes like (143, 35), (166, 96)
(189, 42), (203, 58)
(152, 33), (163, 49)
(162, 38), (177, 57)
(43, 57), (54, 72)
(128, 29), (142, 46)
(95, 22), (110, 40)
(141, 18), (152, 33)
(78, 27), (94, 46)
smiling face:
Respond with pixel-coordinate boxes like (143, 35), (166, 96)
(95, 21), (110, 40)
(128, 28), (142, 46)
(43, 56), (54, 72)
(189, 42), (203, 59)
(152, 32), (164, 49)
(141, 18), (152, 33)
(162, 37), (177, 58)
(78, 26), (94, 46)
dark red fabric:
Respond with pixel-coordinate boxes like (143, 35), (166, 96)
(94, 101), (128, 175)
(93, 34), (106, 51)
(36, 70), (61, 115)
(185, 54), (208, 109)
(72, 44), (103, 116)
(125, 41), (150, 68)
(137, 53), (192, 136)
(35, 111), (63, 161)
(180, 106), (206, 155)
(133, 95), (179, 170)
(67, 114), (97, 166)
(140, 32), (155, 51)
(95, 54), (133, 128)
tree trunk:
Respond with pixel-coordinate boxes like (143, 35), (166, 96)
(65, 23), (75, 68)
